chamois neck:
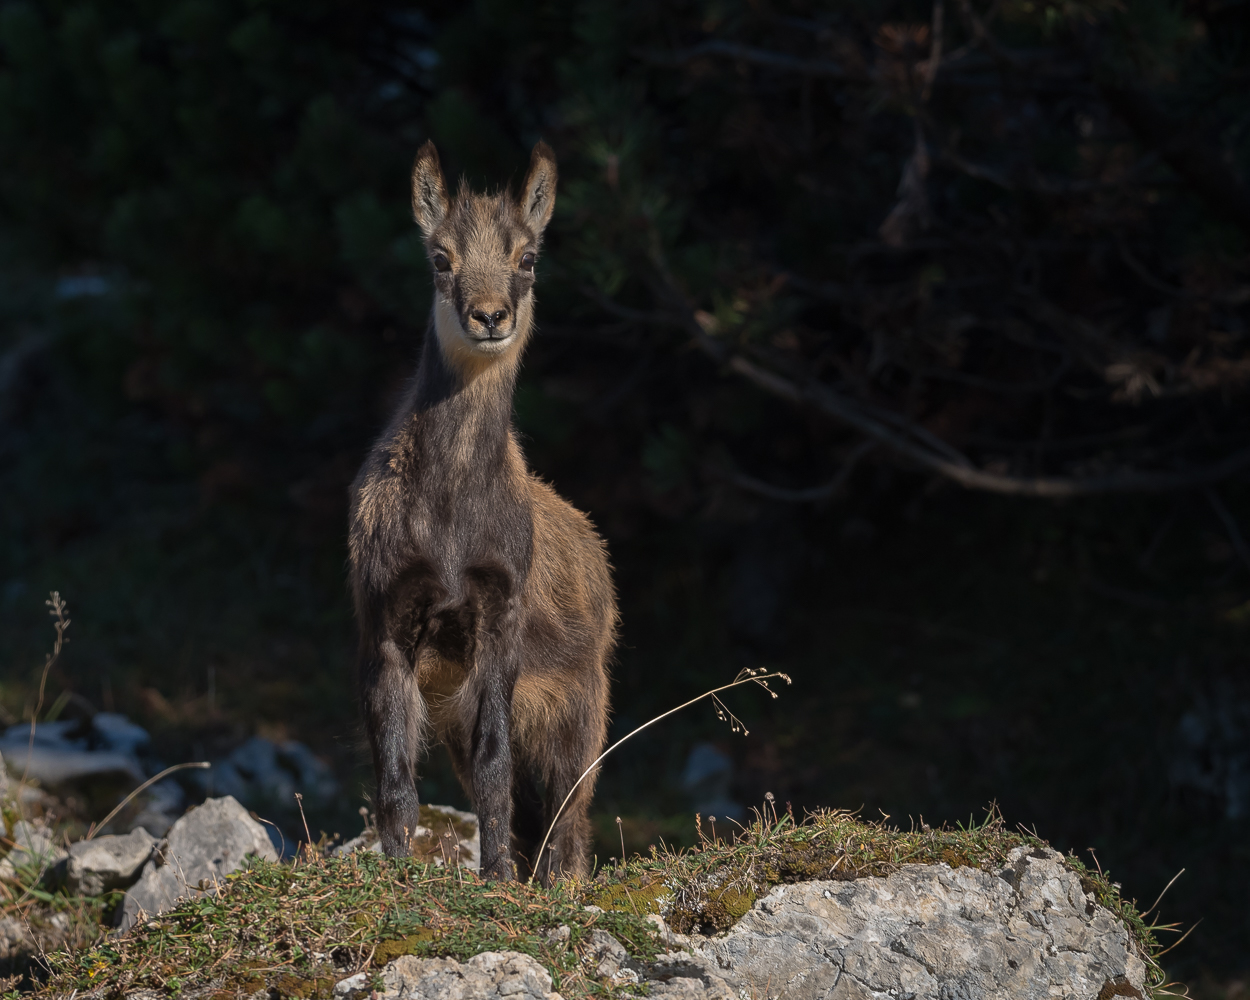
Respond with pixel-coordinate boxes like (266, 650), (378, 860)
(412, 314), (520, 413)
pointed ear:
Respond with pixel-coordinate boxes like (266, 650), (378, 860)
(520, 141), (558, 235)
(411, 141), (449, 238)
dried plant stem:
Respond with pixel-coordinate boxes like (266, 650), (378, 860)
(529, 668), (791, 884)
(17, 593), (71, 811)
(86, 762), (211, 840)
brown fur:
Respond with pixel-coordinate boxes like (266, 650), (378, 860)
(348, 141), (616, 883)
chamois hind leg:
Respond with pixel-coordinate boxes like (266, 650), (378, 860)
(360, 638), (426, 857)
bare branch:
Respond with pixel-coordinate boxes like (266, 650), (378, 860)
(713, 440), (877, 503)
(1118, 240), (1250, 306)
(1204, 488), (1250, 575)
(724, 354), (1250, 497)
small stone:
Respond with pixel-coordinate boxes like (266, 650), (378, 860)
(376, 950), (562, 999)
(332, 972), (368, 998)
(62, 827), (156, 896)
(545, 924), (571, 950)
(118, 796), (278, 930)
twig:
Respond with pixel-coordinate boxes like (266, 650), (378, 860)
(712, 440), (876, 503)
(22, 594), (70, 791)
(1204, 488), (1250, 575)
(1153, 918), (1200, 959)
(1140, 868), (1185, 922)
(528, 668), (791, 884)
(294, 793), (314, 861)
(86, 762), (211, 840)
(725, 353), (1250, 496)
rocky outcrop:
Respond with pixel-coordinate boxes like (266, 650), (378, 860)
(649, 845), (1147, 999)
(118, 796), (278, 930)
(334, 846), (1149, 1000)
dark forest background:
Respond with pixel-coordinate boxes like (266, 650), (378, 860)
(2, 0), (1249, 991)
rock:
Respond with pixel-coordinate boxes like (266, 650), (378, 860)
(651, 846), (1148, 999)
(337, 951), (563, 1000)
(0, 717), (153, 790)
(118, 795), (278, 930)
(90, 713), (151, 755)
(589, 928), (634, 980)
(0, 743), (144, 787)
(187, 736), (340, 811)
(0, 820), (67, 880)
(61, 828), (156, 896)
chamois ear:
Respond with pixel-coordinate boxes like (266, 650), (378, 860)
(520, 141), (558, 236)
(411, 141), (449, 238)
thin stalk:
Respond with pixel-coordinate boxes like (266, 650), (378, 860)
(17, 594), (70, 818)
(86, 762), (211, 840)
(529, 668), (790, 884)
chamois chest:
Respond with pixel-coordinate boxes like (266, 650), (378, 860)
(353, 413), (535, 660)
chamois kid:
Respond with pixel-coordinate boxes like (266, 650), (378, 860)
(349, 142), (616, 883)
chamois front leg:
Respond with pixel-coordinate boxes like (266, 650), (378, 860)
(470, 639), (520, 881)
(360, 637), (426, 856)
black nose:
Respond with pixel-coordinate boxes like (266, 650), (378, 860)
(471, 308), (509, 330)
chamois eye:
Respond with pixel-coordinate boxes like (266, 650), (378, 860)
(519, 252), (536, 272)
(432, 252), (451, 272)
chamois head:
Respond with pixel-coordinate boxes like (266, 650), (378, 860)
(411, 141), (557, 374)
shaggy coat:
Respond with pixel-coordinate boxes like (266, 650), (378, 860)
(349, 141), (616, 883)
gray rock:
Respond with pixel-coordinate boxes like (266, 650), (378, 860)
(118, 796), (278, 930)
(62, 828), (156, 896)
(0, 743), (144, 787)
(336, 951), (562, 999)
(654, 846), (1148, 999)
(90, 713), (151, 755)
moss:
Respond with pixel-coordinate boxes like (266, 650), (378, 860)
(219, 959), (268, 996)
(585, 876), (669, 915)
(371, 927), (438, 965)
(418, 805), (476, 843)
(272, 971), (336, 999)
(701, 884), (756, 932)
(409, 806), (477, 865)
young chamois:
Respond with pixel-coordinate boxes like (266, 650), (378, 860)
(349, 141), (616, 884)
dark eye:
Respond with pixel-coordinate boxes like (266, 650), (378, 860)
(432, 252), (451, 272)
(519, 252), (536, 272)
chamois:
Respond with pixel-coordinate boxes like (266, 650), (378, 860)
(348, 141), (616, 883)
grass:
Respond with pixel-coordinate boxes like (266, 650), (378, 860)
(17, 804), (1177, 999)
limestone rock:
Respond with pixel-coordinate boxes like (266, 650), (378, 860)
(62, 828), (156, 896)
(118, 796), (278, 930)
(654, 845), (1148, 999)
(335, 951), (562, 999)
